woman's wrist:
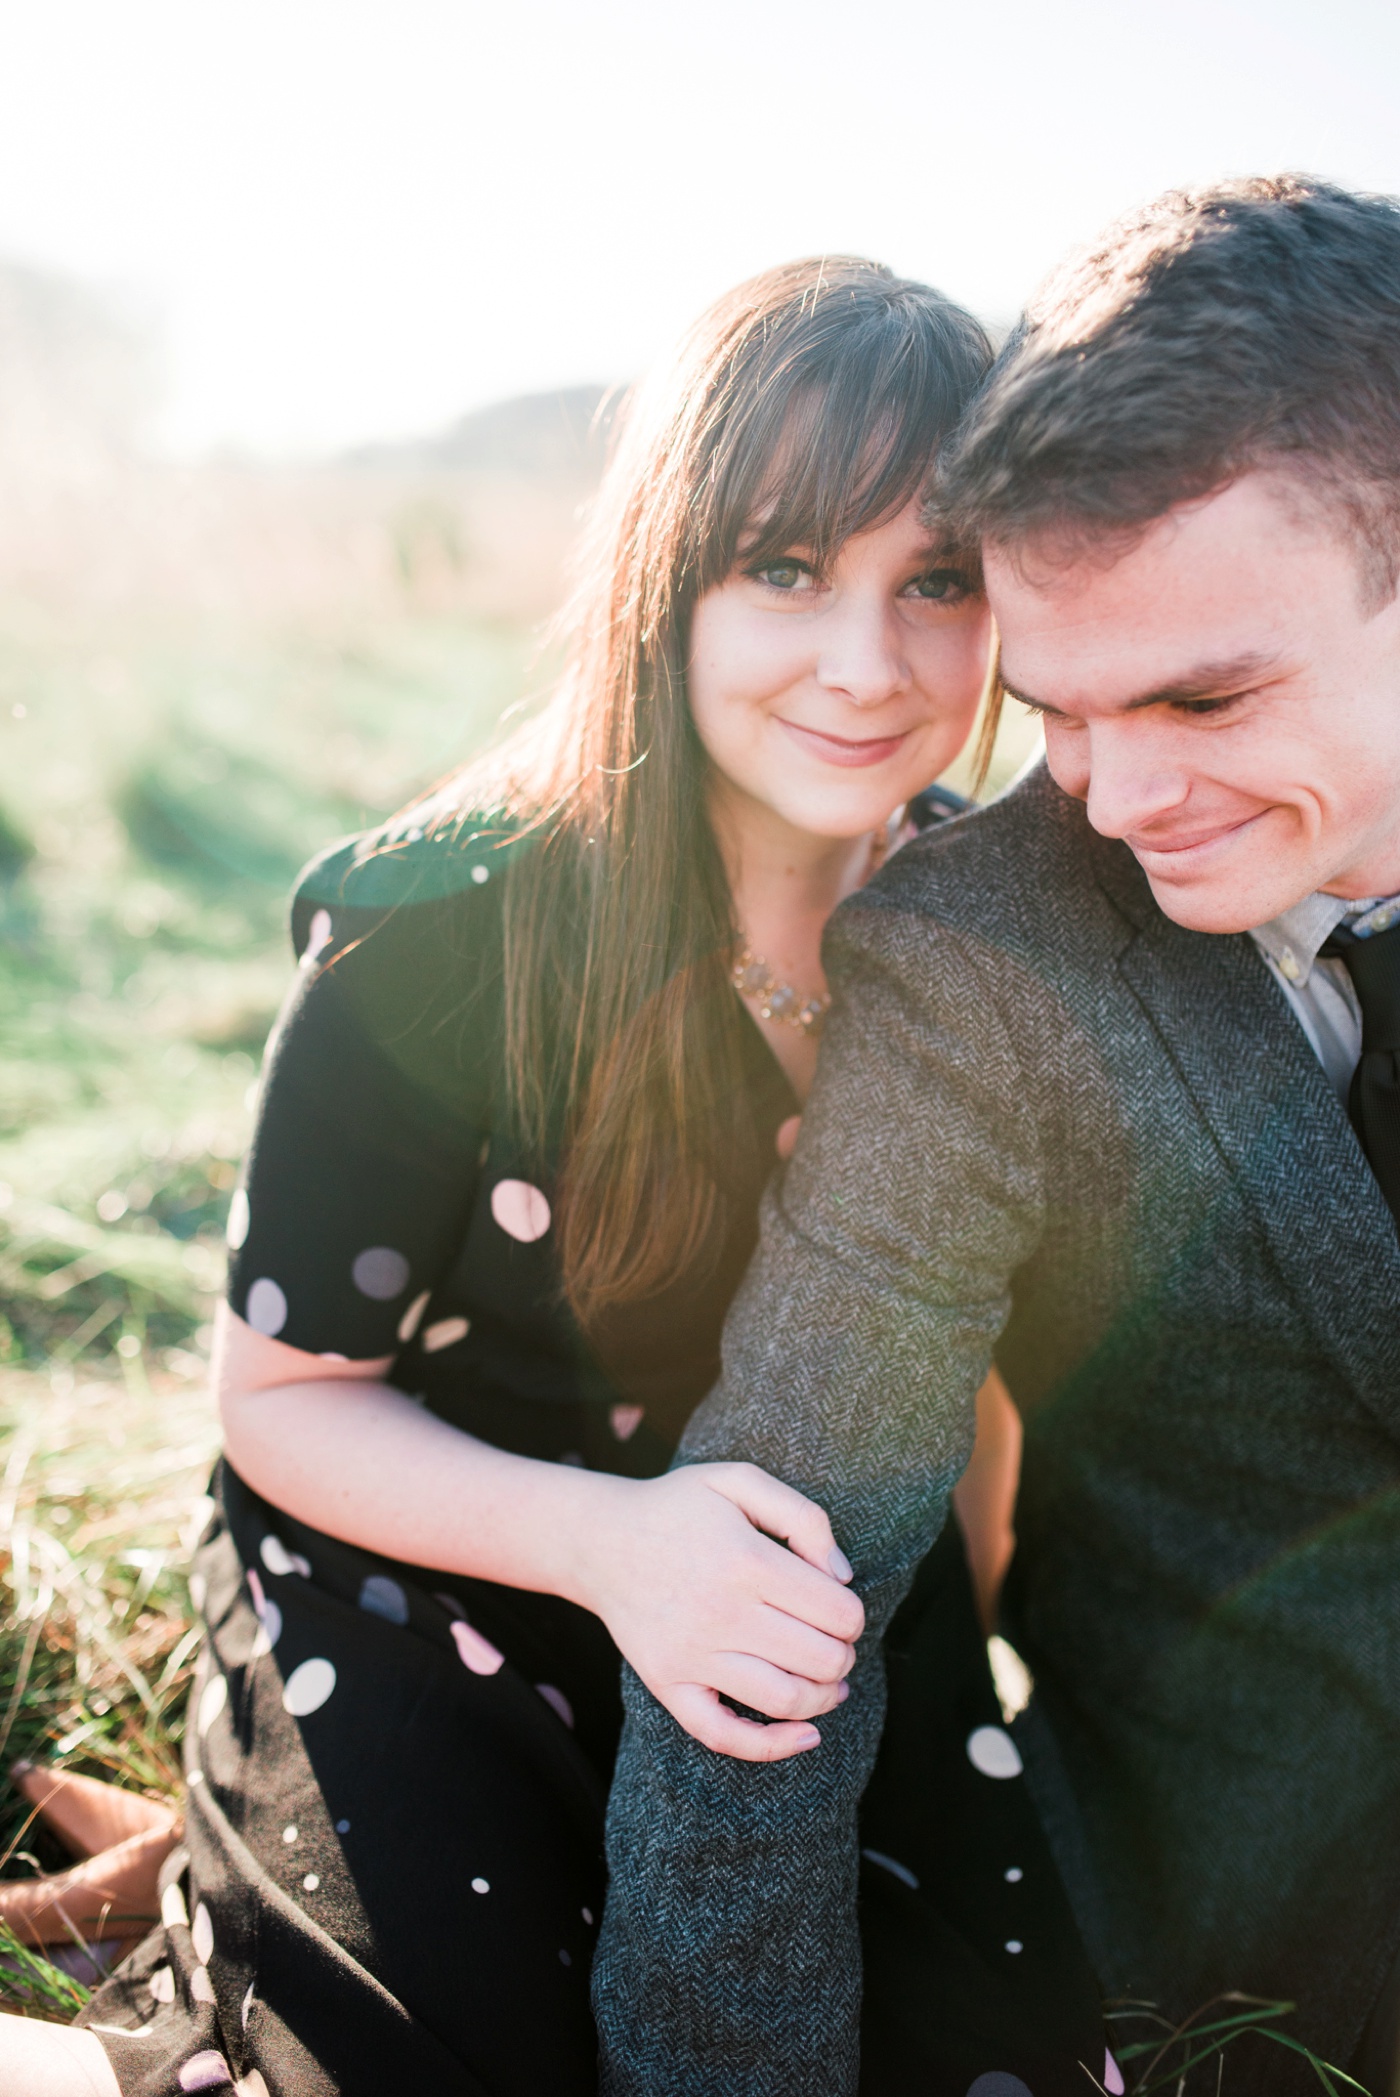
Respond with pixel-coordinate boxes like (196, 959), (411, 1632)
(512, 1459), (637, 1617)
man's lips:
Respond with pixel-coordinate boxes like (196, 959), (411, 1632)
(777, 718), (910, 768)
(1126, 810), (1266, 869)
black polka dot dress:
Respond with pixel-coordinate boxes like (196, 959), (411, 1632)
(79, 804), (1115, 2097)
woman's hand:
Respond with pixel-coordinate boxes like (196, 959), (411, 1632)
(568, 1463), (865, 1763)
(218, 1310), (862, 1764)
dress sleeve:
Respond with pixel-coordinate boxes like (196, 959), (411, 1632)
(227, 830), (505, 1362)
(592, 871), (1047, 2097)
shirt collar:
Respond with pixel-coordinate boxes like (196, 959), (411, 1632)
(1251, 890), (1400, 986)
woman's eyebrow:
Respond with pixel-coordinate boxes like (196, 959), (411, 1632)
(1004, 650), (1284, 716)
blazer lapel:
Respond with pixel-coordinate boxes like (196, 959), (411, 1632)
(1087, 828), (1400, 1413)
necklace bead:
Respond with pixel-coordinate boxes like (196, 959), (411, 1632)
(731, 946), (831, 1037)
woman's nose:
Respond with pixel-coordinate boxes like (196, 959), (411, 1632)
(814, 595), (909, 707)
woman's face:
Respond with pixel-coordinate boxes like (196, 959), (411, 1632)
(687, 498), (991, 841)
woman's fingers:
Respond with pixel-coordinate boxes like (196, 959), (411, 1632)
(708, 1650), (850, 1724)
(745, 1602), (856, 1686)
(666, 1683), (824, 1763)
(705, 1463), (861, 1593)
(754, 1542), (865, 1645)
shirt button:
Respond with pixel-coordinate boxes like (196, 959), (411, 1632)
(1279, 949), (1302, 981)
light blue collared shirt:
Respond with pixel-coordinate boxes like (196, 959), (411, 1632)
(1249, 892), (1400, 1100)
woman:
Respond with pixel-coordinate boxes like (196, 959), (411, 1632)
(6, 256), (1105, 2095)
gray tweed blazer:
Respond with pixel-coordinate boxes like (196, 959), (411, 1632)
(593, 763), (1400, 2096)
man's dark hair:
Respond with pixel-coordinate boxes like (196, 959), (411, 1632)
(936, 174), (1400, 603)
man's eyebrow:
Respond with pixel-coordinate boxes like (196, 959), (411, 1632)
(1003, 652), (1284, 717)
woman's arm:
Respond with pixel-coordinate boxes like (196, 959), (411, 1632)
(217, 1304), (863, 1761)
(951, 1366), (1023, 1634)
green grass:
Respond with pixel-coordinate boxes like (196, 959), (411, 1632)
(0, 592), (536, 2013)
(0, 599), (536, 1369)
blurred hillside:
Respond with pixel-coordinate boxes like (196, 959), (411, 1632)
(0, 258), (612, 1381)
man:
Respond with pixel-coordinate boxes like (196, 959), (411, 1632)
(594, 176), (1400, 2096)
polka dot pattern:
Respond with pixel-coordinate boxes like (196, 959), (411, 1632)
(236, 2073), (270, 2097)
(1104, 2052), (1126, 2095)
(304, 909), (334, 960)
(192, 1901), (214, 1965)
(250, 1600), (283, 1658)
(260, 1534), (311, 1579)
(178, 2052), (229, 2091)
(351, 1245), (411, 1300)
(189, 1966), (216, 2004)
(282, 1657), (337, 1716)
(197, 1674), (227, 1737)
(490, 1179), (551, 1243)
(610, 1403), (644, 1442)
(359, 1574), (410, 1625)
(451, 1619), (505, 1675)
(471, 1876), (489, 1894)
(397, 1289), (430, 1343)
(535, 1682), (574, 1727)
(470, 863), (490, 884)
(245, 1277), (287, 1338)
(966, 2078), (1034, 2097)
(225, 1188), (250, 1251)
(423, 1315), (469, 1353)
(161, 1881), (189, 1930)
(303, 1873), (320, 1893)
(149, 1964), (175, 2003)
(966, 1725), (1024, 1780)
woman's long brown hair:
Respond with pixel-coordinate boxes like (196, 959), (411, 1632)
(441, 257), (994, 1328)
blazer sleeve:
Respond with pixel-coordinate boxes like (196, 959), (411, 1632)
(592, 878), (1048, 2097)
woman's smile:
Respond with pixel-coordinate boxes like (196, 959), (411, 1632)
(775, 717), (913, 768)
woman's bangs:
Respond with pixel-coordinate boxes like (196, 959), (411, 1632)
(721, 344), (959, 578)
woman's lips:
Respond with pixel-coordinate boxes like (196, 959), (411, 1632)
(777, 718), (910, 768)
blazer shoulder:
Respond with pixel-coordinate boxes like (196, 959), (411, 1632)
(871, 762), (1100, 933)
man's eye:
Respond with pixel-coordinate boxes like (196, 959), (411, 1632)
(751, 561), (812, 592)
(907, 568), (968, 602)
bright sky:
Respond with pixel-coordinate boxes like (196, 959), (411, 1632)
(2, 0), (1397, 455)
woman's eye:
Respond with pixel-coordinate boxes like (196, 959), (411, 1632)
(906, 568), (968, 602)
(752, 561), (813, 592)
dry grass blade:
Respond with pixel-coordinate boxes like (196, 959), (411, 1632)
(0, 1360), (217, 2019)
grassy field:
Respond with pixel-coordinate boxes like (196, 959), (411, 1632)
(0, 578), (538, 2010)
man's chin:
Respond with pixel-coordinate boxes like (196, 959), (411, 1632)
(1138, 865), (1293, 937)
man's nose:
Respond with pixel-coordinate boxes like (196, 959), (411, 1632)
(815, 595), (909, 708)
(1051, 717), (1189, 839)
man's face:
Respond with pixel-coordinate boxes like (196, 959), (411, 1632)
(986, 474), (1400, 932)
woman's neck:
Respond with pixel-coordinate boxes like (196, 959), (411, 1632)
(711, 778), (876, 950)
(709, 773), (889, 1100)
